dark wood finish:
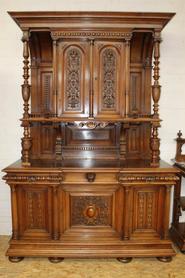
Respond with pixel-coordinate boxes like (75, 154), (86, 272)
(2, 12), (178, 262)
(170, 132), (185, 252)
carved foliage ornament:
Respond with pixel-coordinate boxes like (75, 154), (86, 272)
(118, 174), (179, 183)
(75, 121), (108, 129)
(102, 48), (117, 109)
(4, 174), (64, 183)
(71, 196), (111, 226)
(65, 48), (82, 111)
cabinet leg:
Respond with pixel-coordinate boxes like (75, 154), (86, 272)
(48, 257), (64, 263)
(157, 256), (172, 263)
(8, 256), (24, 263)
(117, 257), (132, 263)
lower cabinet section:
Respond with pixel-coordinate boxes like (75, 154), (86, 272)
(3, 167), (179, 261)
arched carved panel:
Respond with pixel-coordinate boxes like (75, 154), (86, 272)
(64, 47), (82, 111)
(57, 42), (90, 117)
(101, 48), (117, 109)
(93, 42), (125, 118)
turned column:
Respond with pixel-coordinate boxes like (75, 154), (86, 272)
(151, 31), (161, 167)
(21, 30), (32, 166)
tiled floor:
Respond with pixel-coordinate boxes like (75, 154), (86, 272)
(0, 236), (185, 278)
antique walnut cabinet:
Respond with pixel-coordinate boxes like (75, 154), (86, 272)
(3, 12), (179, 263)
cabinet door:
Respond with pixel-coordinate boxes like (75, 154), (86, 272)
(127, 185), (165, 239)
(57, 41), (90, 118)
(93, 41), (126, 119)
(59, 184), (123, 239)
(17, 185), (52, 239)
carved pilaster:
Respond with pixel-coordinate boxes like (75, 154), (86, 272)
(21, 31), (32, 166)
(52, 38), (58, 116)
(125, 36), (132, 117)
(11, 185), (19, 240)
(151, 31), (162, 167)
(163, 185), (172, 239)
(120, 123), (129, 160)
(53, 186), (59, 240)
(89, 39), (94, 119)
(123, 186), (132, 240)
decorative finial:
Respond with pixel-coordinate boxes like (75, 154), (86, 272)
(177, 130), (182, 138)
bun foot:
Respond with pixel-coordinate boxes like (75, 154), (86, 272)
(9, 256), (24, 263)
(48, 257), (64, 263)
(117, 257), (132, 263)
(157, 256), (172, 263)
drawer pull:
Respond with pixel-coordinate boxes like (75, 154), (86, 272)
(86, 172), (96, 182)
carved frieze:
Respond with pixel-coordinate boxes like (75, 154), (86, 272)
(118, 174), (179, 183)
(4, 174), (64, 183)
(51, 31), (132, 40)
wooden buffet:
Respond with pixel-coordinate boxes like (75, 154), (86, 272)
(2, 11), (179, 263)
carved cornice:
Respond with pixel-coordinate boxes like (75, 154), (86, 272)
(51, 31), (132, 40)
(3, 174), (64, 183)
(118, 174), (179, 183)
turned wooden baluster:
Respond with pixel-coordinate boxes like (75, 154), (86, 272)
(21, 31), (31, 166)
(151, 31), (161, 167)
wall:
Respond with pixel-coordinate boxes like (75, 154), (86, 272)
(0, 0), (185, 235)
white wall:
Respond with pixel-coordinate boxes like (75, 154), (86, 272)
(0, 0), (185, 235)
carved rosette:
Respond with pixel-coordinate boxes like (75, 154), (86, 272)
(71, 196), (111, 226)
(65, 48), (81, 111)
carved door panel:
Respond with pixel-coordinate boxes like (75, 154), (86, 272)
(59, 184), (123, 238)
(128, 185), (165, 239)
(17, 185), (52, 239)
(93, 41), (126, 119)
(57, 41), (90, 118)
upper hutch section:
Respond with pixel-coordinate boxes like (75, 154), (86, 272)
(8, 12), (175, 166)
(9, 11), (174, 121)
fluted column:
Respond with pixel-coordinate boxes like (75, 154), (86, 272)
(151, 31), (161, 167)
(21, 30), (32, 166)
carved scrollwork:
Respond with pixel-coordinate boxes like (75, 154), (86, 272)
(75, 121), (108, 129)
